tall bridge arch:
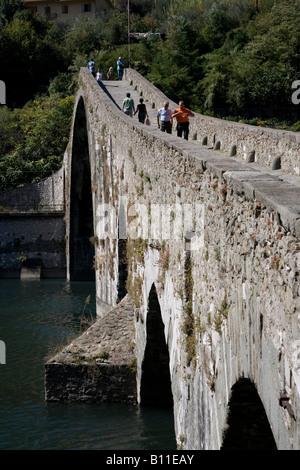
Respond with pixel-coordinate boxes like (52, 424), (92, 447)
(66, 95), (94, 281)
(46, 68), (300, 450)
(140, 283), (173, 408)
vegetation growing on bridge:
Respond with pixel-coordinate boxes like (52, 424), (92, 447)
(0, 0), (299, 190)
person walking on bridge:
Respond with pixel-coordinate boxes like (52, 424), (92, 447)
(134, 97), (148, 124)
(96, 69), (103, 84)
(172, 101), (194, 140)
(122, 93), (135, 117)
(117, 57), (125, 80)
(156, 102), (173, 134)
(88, 59), (96, 77)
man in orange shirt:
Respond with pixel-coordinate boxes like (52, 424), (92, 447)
(172, 101), (195, 140)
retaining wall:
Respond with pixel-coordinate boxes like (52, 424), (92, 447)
(0, 169), (66, 278)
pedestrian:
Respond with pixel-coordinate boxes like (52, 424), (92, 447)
(96, 69), (103, 84)
(134, 97), (148, 124)
(117, 57), (125, 81)
(88, 59), (96, 77)
(156, 101), (173, 134)
(122, 92), (135, 117)
(107, 67), (115, 80)
(172, 101), (195, 140)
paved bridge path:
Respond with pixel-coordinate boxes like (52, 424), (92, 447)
(100, 78), (174, 134)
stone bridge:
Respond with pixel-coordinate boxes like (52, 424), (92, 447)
(45, 68), (300, 450)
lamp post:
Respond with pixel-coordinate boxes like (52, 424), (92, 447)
(128, 0), (130, 68)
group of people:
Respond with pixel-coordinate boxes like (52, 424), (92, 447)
(89, 58), (195, 141)
(155, 100), (195, 141)
(88, 57), (126, 83)
(156, 100), (194, 140)
(122, 95), (194, 140)
(121, 93), (149, 124)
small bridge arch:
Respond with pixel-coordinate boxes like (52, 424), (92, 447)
(221, 378), (277, 450)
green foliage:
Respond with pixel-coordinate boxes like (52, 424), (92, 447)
(0, 10), (69, 107)
(200, 0), (300, 113)
(0, 95), (74, 190)
(1, 0), (299, 190)
(48, 72), (76, 98)
(0, 0), (25, 25)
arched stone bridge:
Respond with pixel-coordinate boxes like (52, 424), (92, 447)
(45, 68), (300, 450)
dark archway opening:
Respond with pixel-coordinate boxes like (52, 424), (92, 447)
(117, 204), (127, 301)
(69, 97), (95, 281)
(117, 238), (127, 301)
(221, 378), (277, 450)
(140, 284), (173, 408)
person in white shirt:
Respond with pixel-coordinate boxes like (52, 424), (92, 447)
(156, 102), (173, 134)
(96, 69), (103, 84)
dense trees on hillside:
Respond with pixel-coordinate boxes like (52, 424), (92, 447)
(0, 0), (299, 190)
(0, 95), (74, 190)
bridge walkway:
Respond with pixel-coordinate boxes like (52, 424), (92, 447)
(97, 77), (300, 190)
(100, 78), (175, 134)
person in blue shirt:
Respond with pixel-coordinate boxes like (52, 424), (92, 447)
(156, 102), (173, 133)
(88, 60), (96, 77)
(117, 57), (125, 80)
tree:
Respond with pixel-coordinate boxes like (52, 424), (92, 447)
(0, 95), (74, 191)
(0, 0), (24, 25)
(0, 10), (69, 107)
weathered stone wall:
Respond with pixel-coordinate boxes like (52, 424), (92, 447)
(58, 68), (300, 450)
(124, 68), (300, 177)
(0, 168), (64, 211)
(0, 211), (66, 278)
(0, 168), (66, 278)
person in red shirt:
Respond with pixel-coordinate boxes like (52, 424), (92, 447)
(172, 101), (195, 140)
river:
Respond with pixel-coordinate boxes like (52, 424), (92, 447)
(0, 279), (176, 450)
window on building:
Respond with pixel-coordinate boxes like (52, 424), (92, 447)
(45, 6), (51, 15)
(62, 5), (68, 14)
(81, 3), (91, 12)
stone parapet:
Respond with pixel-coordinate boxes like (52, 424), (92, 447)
(124, 68), (300, 176)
